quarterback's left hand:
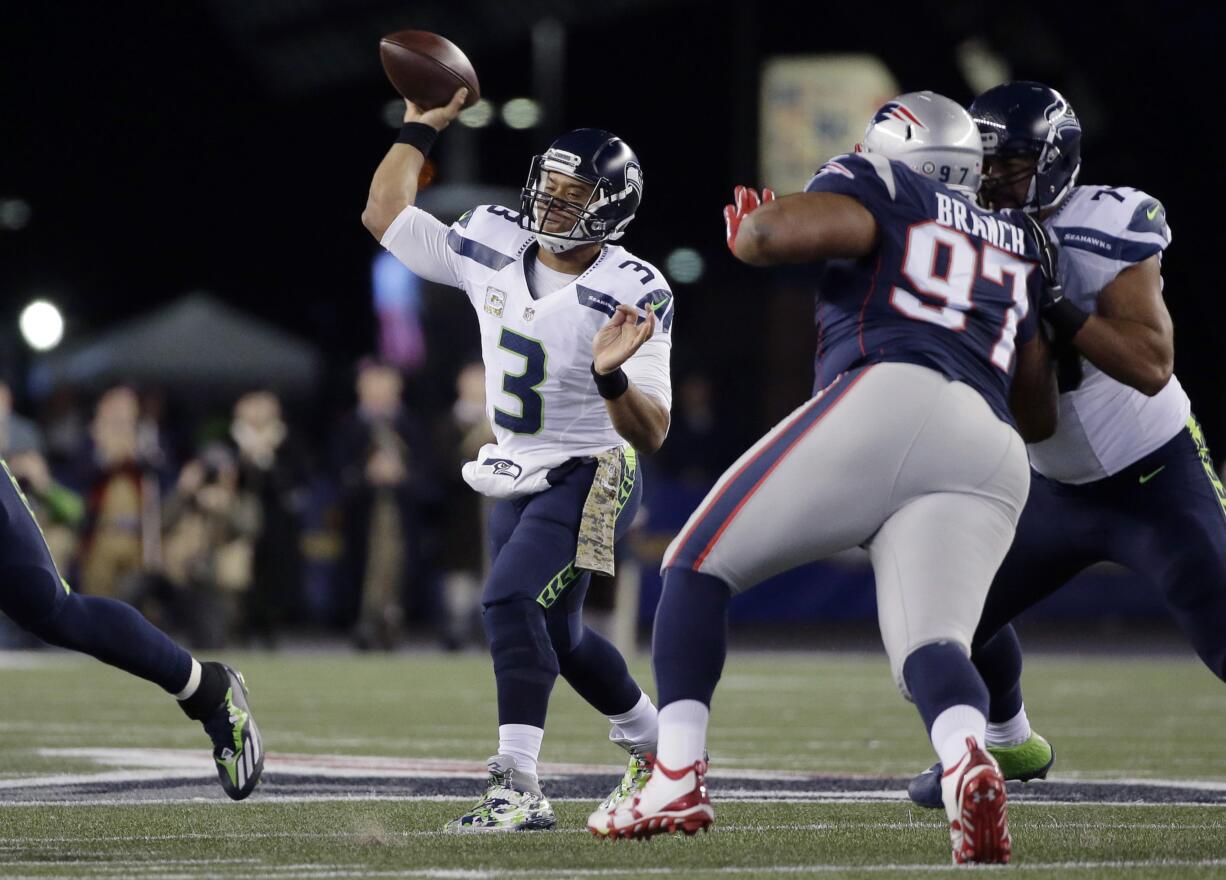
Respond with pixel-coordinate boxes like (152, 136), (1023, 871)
(723, 185), (776, 254)
(593, 304), (655, 375)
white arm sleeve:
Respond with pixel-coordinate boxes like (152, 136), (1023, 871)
(380, 205), (465, 288)
(622, 332), (673, 412)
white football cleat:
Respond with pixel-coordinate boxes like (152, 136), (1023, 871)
(940, 736), (1011, 864)
(588, 757), (713, 840)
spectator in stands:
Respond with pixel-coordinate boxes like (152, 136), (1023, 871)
(231, 390), (308, 646)
(80, 386), (148, 598)
(5, 439), (85, 577)
(161, 443), (259, 647)
(335, 359), (437, 649)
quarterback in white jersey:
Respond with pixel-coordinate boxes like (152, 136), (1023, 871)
(363, 90), (671, 831)
(379, 193), (673, 497)
(910, 82), (1226, 809)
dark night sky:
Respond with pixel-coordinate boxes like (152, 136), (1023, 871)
(3, 1), (1223, 441)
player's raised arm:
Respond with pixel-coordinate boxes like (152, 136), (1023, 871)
(591, 305), (670, 454)
(724, 186), (878, 266)
(361, 88), (467, 240)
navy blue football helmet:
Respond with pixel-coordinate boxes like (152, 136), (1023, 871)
(969, 82), (1082, 214)
(520, 128), (642, 253)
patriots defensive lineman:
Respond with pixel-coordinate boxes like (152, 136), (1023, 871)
(908, 82), (1221, 808)
(362, 89), (673, 831)
(590, 92), (1056, 865)
(0, 465), (263, 799)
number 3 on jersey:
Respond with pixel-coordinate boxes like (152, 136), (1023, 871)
(890, 221), (1032, 371)
(494, 328), (547, 434)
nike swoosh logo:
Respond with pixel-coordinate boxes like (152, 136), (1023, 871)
(1146, 203), (1162, 221)
(649, 299), (668, 313)
(1139, 465), (1166, 484)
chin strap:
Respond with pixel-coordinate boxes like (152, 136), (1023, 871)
(535, 232), (591, 254)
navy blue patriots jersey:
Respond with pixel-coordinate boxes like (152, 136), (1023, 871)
(806, 153), (1041, 424)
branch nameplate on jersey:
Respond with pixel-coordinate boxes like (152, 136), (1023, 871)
(484, 287), (506, 318)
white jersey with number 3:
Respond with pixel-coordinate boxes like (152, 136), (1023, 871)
(1027, 184), (1188, 484)
(380, 203), (673, 496)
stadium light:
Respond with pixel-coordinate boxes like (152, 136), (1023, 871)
(665, 248), (705, 284)
(501, 98), (542, 130)
(19, 299), (64, 352)
(458, 99), (495, 128)
(0, 198), (31, 231)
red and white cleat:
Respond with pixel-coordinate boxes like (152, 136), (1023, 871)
(941, 736), (1011, 865)
(587, 758), (714, 840)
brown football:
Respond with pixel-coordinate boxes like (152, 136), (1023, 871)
(379, 30), (480, 110)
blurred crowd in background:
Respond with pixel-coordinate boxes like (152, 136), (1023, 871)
(0, 355), (740, 653)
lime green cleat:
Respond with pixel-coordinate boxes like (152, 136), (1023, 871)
(908, 732), (1054, 809)
(988, 732), (1055, 782)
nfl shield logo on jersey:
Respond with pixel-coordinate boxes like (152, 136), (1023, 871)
(523, 307), (536, 321)
(484, 287), (506, 317)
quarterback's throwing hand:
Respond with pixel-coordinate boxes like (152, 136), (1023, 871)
(593, 305), (655, 375)
(723, 185), (775, 253)
(403, 87), (469, 132)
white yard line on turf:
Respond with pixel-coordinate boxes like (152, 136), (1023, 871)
(5, 820), (1226, 846)
(5, 859), (1225, 879)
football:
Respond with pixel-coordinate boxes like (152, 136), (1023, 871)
(379, 30), (481, 111)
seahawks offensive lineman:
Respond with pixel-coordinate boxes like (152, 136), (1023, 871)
(909, 82), (1222, 807)
(591, 92), (1056, 865)
(362, 89), (672, 831)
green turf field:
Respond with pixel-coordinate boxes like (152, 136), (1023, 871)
(1, 649), (1224, 878)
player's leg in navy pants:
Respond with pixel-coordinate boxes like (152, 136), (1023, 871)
(481, 453), (648, 771)
(1114, 422), (1226, 681)
(974, 422), (1226, 725)
(970, 471), (1099, 722)
(0, 463), (192, 694)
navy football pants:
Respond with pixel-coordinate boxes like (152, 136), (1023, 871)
(0, 461), (192, 693)
(975, 418), (1226, 719)
(482, 452), (645, 729)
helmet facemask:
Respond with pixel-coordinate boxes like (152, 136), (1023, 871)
(521, 161), (613, 254)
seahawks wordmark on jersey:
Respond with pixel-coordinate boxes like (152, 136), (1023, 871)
(381, 203), (672, 498)
(803, 153), (1042, 425)
(1028, 185), (1187, 484)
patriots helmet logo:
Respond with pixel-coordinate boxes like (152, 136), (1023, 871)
(871, 101), (927, 130)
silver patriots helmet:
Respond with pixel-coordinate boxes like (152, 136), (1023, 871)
(858, 91), (983, 194)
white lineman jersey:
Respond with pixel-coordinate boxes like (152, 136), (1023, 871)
(381, 203), (673, 496)
(1027, 184), (1189, 484)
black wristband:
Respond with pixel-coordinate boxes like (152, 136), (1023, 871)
(396, 122), (438, 156)
(1042, 292), (1090, 340)
(591, 363), (629, 400)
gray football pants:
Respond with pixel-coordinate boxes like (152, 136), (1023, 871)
(663, 363), (1030, 692)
